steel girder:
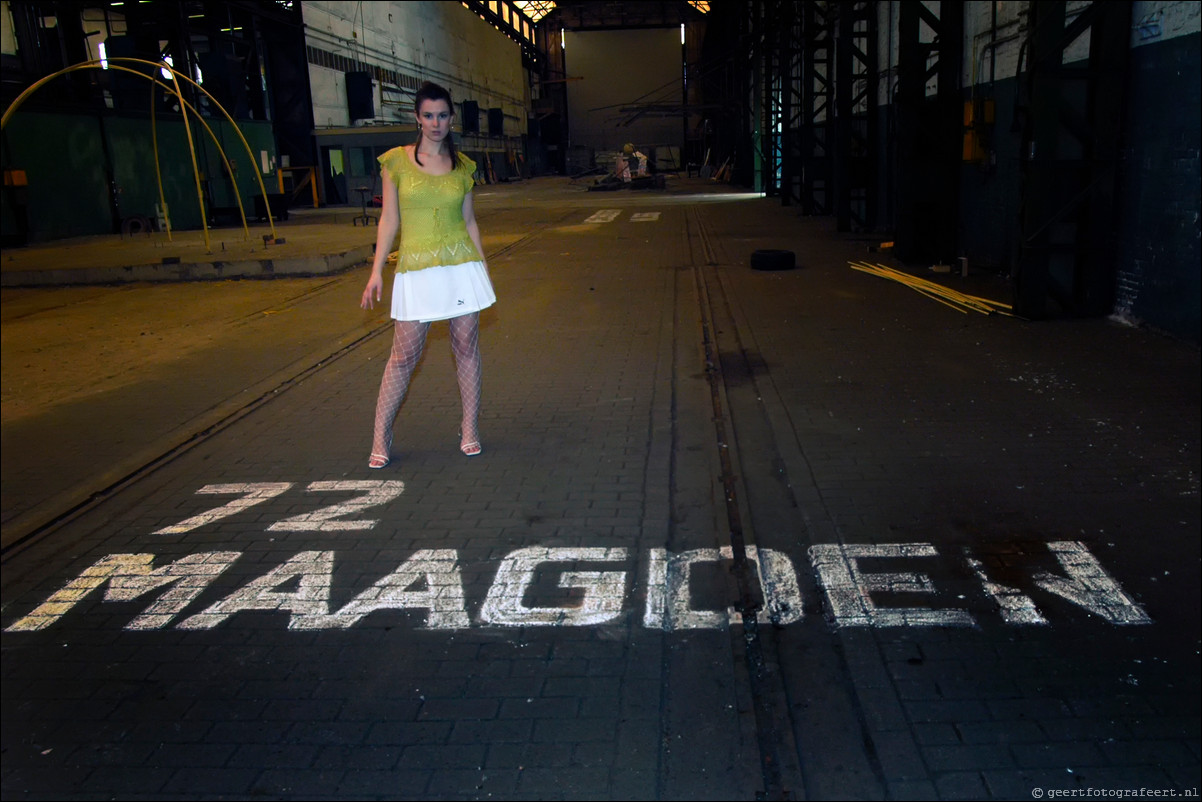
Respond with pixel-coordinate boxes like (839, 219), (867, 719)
(743, 0), (878, 224)
(779, 2), (806, 207)
(1014, 0), (1132, 319)
(753, 0), (786, 197)
(742, 1), (817, 205)
(834, 1), (877, 231)
(800, 1), (834, 214)
(894, 0), (963, 264)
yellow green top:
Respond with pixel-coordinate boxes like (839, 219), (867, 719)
(378, 147), (480, 273)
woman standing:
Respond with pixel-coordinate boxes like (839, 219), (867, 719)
(360, 81), (496, 469)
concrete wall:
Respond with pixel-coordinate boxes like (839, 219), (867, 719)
(302, 1), (526, 136)
(0, 1), (18, 56)
(563, 27), (684, 156)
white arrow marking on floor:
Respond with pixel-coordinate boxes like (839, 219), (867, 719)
(584, 209), (622, 223)
(630, 212), (661, 222)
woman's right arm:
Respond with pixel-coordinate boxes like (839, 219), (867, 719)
(361, 168), (401, 310)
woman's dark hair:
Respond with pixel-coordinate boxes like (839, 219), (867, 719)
(414, 81), (459, 168)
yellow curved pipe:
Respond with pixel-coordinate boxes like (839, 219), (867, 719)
(164, 62), (211, 250)
(146, 73), (251, 239)
(4, 61), (213, 248)
(3, 57), (278, 243)
(148, 71), (172, 241)
(113, 57), (278, 240)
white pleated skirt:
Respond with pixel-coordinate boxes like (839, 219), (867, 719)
(390, 260), (497, 323)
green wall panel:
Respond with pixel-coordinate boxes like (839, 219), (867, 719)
(2, 112), (113, 241)
(2, 110), (277, 242)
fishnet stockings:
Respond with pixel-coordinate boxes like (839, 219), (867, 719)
(370, 313), (483, 461)
(449, 313), (483, 451)
(371, 321), (429, 461)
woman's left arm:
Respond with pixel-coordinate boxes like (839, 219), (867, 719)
(462, 190), (488, 271)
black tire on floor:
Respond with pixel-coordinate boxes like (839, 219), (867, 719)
(750, 248), (796, 271)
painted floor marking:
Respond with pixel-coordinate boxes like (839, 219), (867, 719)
(810, 543), (976, 628)
(966, 551), (1047, 625)
(5, 552), (241, 632)
(153, 481), (405, 535)
(630, 212), (661, 222)
(6, 540), (1150, 633)
(480, 546), (629, 627)
(1031, 540), (1152, 625)
(7, 482), (1154, 634)
(584, 209), (622, 223)
(644, 546), (803, 630)
(266, 480), (405, 532)
(153, 483), (292, 534)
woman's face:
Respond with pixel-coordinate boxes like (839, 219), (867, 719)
(415, 99), (453, 146)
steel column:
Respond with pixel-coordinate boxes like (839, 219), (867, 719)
(1014, 0), (1133, 319)
(834, 0), (877, 231)
(800, 1), (834, 215)
(779, 2), (805, 207)
(894, 0), (962, 264)
(758, 0), (783, 197)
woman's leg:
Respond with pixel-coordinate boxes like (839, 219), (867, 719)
(370, 320), (431, 466)
(448, 312), (483, 455)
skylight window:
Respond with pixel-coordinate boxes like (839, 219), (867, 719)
(511, 1), (554, 23)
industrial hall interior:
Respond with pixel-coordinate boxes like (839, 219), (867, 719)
(1, 0), (1197, 340)
(1, 2), (1200, 801)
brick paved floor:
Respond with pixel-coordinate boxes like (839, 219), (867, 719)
(2, 178), (1199, 800)
(692, 203), (1201, 800)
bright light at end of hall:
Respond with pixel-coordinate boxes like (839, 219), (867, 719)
(681, 23), (685, 44)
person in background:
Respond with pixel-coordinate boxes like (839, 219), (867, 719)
(615, 144), (633, 182)
(618, 143), (649, 181)
(632, 145), (649, 177)
(360, 81), (496, 469)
